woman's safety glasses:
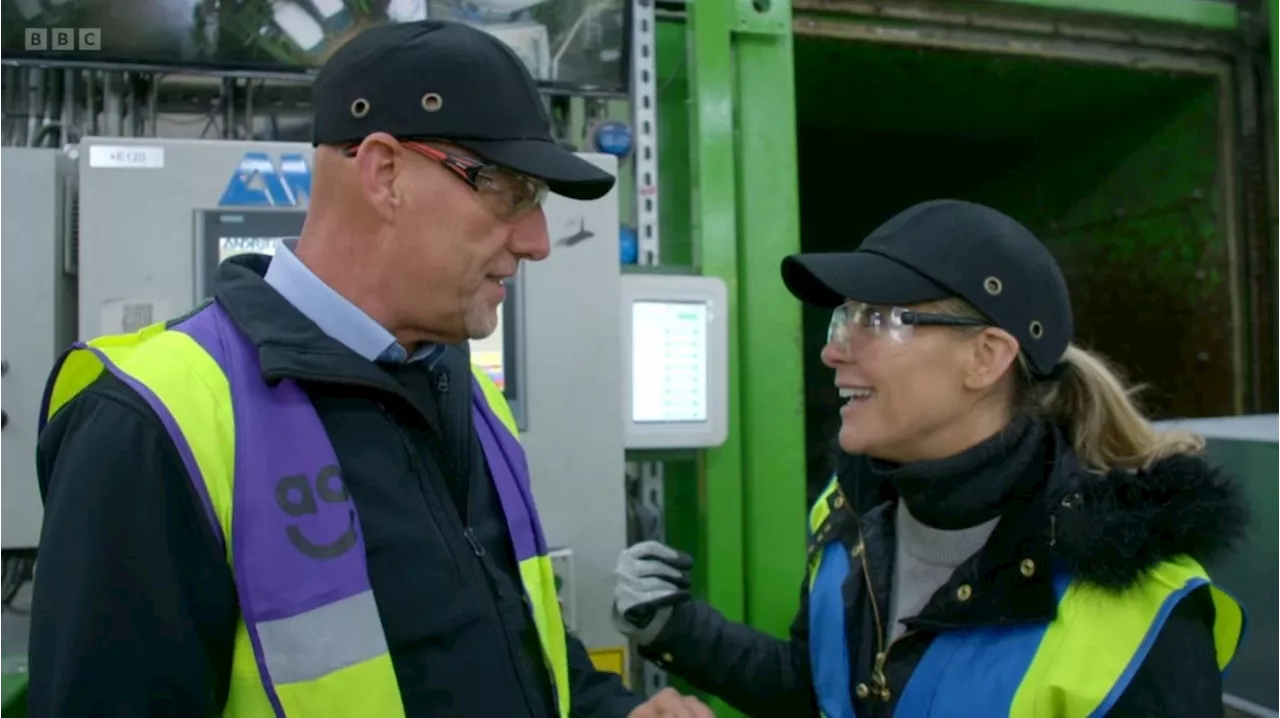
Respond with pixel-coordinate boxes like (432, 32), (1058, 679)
(826, 301), (990, 353)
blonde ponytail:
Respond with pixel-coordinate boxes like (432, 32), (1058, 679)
(929, 297), (1204, 472)
(1028, 344), (1204, 472)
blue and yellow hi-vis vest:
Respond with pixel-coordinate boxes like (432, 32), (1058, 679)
(806, 478), (1244, 718)
(40, 302), (571, 718)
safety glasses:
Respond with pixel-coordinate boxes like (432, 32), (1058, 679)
(342, 139), (549, 221)
(827, 301), (989, 353)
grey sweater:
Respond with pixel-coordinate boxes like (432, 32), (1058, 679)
(888, 502), (999, 640)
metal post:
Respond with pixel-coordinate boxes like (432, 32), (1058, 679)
(631, 0), (670, 697)
(685, 0), (746, 714)
(633, 0), (662, 266)
(729, 0), (807, 640)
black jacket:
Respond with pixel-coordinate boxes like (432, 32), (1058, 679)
(28, 256), (643, 718)
(639, 426), (1248, 717)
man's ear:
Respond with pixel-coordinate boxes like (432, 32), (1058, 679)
(355, 133), (401, 222)
(964, 327), (1020, 391)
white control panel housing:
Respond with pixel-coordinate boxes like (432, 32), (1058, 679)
(621, 274), (729, 450)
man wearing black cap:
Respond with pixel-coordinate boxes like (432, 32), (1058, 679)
(29, 20), (709, 718)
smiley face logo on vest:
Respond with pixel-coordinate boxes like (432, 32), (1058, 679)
(274, 464), (358, 560)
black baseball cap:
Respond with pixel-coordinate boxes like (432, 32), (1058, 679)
(781, 199), (1073, 377)
(311, 20), (615, 201)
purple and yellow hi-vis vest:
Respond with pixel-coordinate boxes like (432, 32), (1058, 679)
(40, 302), (572, 718)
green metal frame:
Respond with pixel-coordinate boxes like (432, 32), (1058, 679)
(978, 0), (1239, 28)
(681, 0), (808, 714)
(724, 2), (809, 644)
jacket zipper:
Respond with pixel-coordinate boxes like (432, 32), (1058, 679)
(381, 404), (544, 708)
(852, 521), (888, 701)
(841, 486), (912, 707)
(443, 373), (561, 718)
(377, 402), (468, 572)
(463, 528), (487, 556)
(432, 371), (489, 563)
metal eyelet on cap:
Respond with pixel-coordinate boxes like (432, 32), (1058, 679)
(350, 98), (370, 118)
(983, 276), (1003, 295)
(1020, 558), (1036, 577)
(1029, 320), (1044, 339)
(421, 92), (444, 112)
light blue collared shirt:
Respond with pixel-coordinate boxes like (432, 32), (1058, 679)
(264, 238), (443, 366)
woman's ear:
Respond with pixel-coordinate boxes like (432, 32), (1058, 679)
(964, 327), (1020, 391)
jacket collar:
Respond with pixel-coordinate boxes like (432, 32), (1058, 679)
(846, 424), (1248, 628)
(210, 255), (408, 391)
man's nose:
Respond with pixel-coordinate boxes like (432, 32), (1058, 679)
(510, 207), (551, 261)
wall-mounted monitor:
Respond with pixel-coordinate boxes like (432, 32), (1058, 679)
(194, 208), (305, 301)
(1, 1), (628, 95)
(621, 273), (728, 450)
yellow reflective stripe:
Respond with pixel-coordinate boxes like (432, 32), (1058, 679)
(228, 620), (408, 718)
(807, 477), (839, 590)
(224, 670), (278, 718)
(226, 649), (403, 718)
(472, 363), (569, 716)
(808, 477), (836, 530)
(133, 331), (237, 551)
(1011, 556), (1223, 716)
(472, 364), (518, 437)
(520, 557), (572, 718)
(46, 350), (106, 420)
(226, 622), (279, 718)
(274, 655), (403, 718)
(135, 331), (237, 552)
(47, 321), (170, 418)
(1207, 584), (1244, 671)
(46, 328), (237, 553)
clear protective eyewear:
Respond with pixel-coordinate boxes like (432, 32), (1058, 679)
(826, 301), (989, 353)
(342, 140), (549, 221)
(402, 141), (549, 220)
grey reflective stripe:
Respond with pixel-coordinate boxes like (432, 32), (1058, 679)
(255, 590), (389, 685)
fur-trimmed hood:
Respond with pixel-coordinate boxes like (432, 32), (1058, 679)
(834, 424), (1251, 594)
(1049, 451), (1250, 591)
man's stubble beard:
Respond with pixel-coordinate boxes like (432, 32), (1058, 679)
(464, 297), (501, 340)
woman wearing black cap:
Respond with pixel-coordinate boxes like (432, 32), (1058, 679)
(611, 199), (1248, 717)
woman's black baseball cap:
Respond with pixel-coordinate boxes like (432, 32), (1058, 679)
(781, 199), (1073, 378)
